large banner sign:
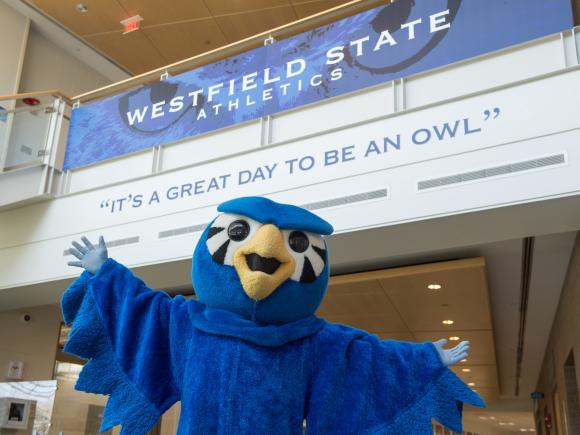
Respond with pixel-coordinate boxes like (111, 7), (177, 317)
(64, 0), (572, 170)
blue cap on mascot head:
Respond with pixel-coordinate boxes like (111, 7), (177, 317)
(192, 196), (333, 324)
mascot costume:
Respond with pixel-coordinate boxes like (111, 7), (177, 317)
(61, 196), (483, 434)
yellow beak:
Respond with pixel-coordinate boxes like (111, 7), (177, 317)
(233, 224), (295, 301)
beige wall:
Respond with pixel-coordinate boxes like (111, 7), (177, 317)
(0, 1), (29, 96)
(0, 1), (29, 168)
(49, 379), (114, 435)
(0, 304), (61, 382)
(535, 232), (580, 435)
(0, 300), (178, 433)
(49, 379), (178, 435)
(18, 27), (110, 97)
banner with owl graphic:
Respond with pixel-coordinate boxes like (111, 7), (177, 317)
(64, 0), (573, 170)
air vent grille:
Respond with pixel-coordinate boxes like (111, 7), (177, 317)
(63, 236), (140, 256)
(158, 223), (207, 239)
(301, 188), (388, 211)
(418, 154), (565, 191)
(157, 189), (388, 239)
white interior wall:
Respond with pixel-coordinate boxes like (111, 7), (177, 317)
(1, 25), (580, 298)
(2, 65), (580, 292)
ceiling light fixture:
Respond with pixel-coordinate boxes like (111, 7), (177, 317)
(461, 368), (471, 372)
(442, 320), (454, 325)
(427, 284), (442, 290)
(76, 4), (89, 13)
(468, 382), (476, 386)
(461, 358), (468, 363)
(449, 336), (460, 341)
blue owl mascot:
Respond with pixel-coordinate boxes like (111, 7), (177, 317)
(61, 196), (483, 434)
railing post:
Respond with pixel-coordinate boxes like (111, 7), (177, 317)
(259, 35), (276, 146)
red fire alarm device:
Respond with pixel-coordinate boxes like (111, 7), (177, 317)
(120, 15), (143, 34)
(22, 98), (40, 106)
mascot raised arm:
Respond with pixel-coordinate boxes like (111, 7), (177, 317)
(61, 196), (483, 434)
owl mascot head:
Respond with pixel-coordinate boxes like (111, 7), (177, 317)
(192, 196), (333, 324)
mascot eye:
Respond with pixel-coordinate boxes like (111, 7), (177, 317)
(228, 220), (250, 242)
(283, 229), (327, 283)
(206, 213), (260, 266)
(289, 231), (309, 253)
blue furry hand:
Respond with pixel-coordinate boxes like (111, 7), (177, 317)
(67, 236), (108, 275)
(433, 339), (470, 367)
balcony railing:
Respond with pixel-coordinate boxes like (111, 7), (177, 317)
(0, 90), (71, 171)
(0, 90), (71, 208)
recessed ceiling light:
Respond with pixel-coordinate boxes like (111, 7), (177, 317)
(461, 368), (471, 372)
(461, 358), (468, 363)
(76, 4), (89, 13)
(428, 284), (442, 290)
(468, 382), (476, 386)
(449, 336), (460, 341)
(442, 319), (454, 325)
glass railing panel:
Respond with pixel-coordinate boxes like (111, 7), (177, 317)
(0, 92), (70, 174)
(0, 102), (13, 167)
(1, 103), (53, 170)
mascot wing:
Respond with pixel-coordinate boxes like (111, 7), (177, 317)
(306, 324), (484, 434)
(61, 258), (193, 435)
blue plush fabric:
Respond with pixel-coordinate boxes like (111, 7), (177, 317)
(218, 196), (334, 235)
(61, 259), (483, 434)
(193, 221), (331, 325)
(190, 306), (325, 347)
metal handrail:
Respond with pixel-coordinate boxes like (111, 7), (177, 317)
(71, 0), (388, 104)
(0, 89), (73, 105)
